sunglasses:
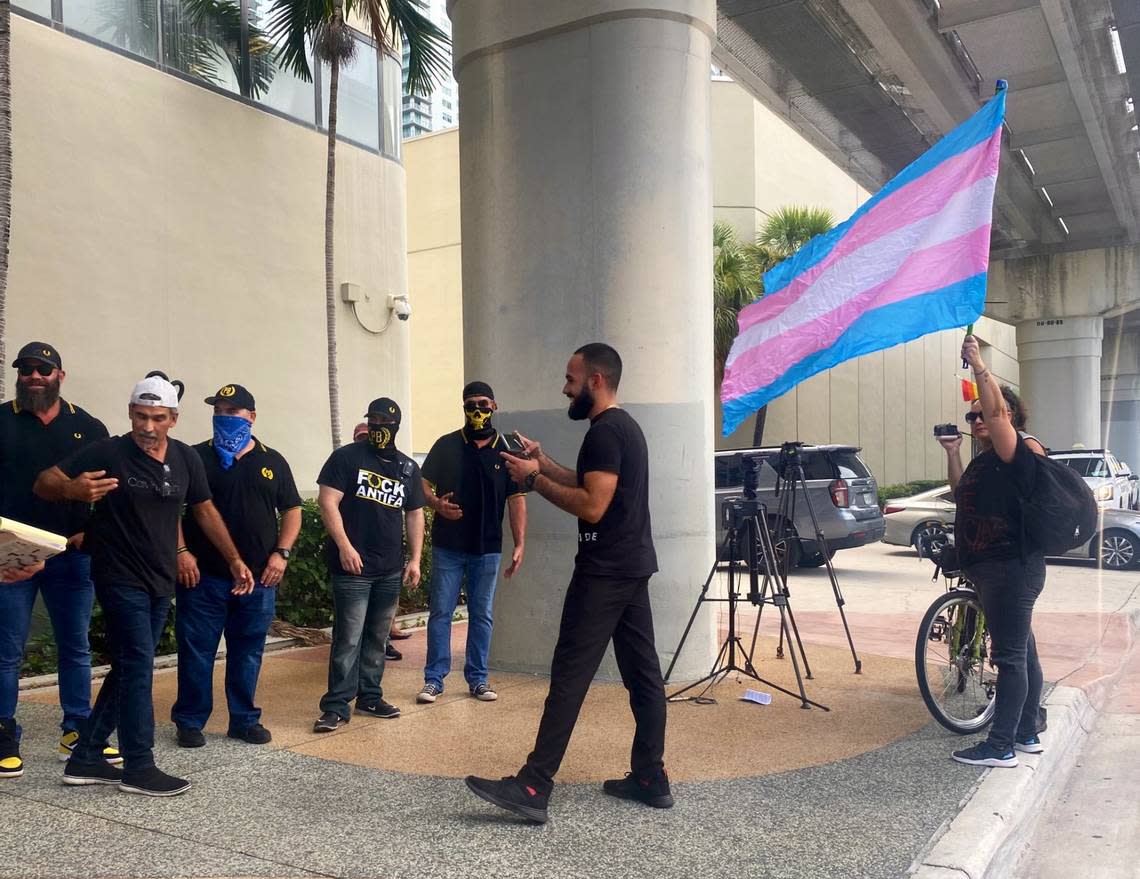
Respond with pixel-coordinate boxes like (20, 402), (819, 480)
(965, 412), (984, 424)
(463, 401), (493, 414)
(18, 364), (55, 378)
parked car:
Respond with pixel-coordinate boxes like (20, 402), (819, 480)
(1049, 449), (1138, 511)
(882, 485), (1140, 570)
(713, 445), (885, 567)
(1117, 461), (1140, 510)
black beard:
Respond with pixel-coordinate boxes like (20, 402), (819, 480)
(567, 388), (594, 421)
(16, 378), (61, 413)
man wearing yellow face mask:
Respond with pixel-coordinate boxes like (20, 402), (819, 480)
(417, 382), (527, 705)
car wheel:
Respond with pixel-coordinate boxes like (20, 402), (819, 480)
(911, 521), (948, 556)
(1099, 530), (1139, 570)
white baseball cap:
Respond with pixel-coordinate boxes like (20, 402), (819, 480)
(130, 376), (180, 409)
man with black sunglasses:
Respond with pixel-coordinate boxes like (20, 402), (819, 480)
(35, 375), (252, 797)
(0, 342), (111, 780)
(416, 382), (527, 705)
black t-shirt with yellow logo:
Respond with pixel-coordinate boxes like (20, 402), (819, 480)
(183, 438), (302, 580)
(317, 442), (426, 578)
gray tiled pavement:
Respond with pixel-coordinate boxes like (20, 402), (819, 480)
(0, 701), (983, 879)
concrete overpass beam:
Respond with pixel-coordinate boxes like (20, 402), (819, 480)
(1016, 316), (1104, 449)
(448, 0), (717, 679)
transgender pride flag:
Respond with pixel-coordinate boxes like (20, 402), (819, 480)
(720, 89), (1006, 436)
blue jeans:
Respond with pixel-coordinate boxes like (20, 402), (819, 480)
(319, 573), (401, 720)
(968, 553), (1046, 752)
(72, 584), (170, 773)
(0, 551), (94, 737)
(171, 574), (276, 732)
(424, 548), (501, 692)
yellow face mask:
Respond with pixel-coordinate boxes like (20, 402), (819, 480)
(464, 402), (494, 433)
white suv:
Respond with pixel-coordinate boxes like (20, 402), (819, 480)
(1049, 449), (1139, 511)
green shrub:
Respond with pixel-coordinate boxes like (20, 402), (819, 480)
(21, 498), (435, 676)
(877, 480), (948, 510)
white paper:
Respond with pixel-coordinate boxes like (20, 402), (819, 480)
(740, 688), (772, 705)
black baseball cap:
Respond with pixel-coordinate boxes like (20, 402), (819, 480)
(462, 381), (495, 401)
(204, 383), (256, 410)
(367, 397), (401, 422)
(13, 341), (62, 370)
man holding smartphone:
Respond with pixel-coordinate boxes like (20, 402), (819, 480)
(416, 382), (527, 705)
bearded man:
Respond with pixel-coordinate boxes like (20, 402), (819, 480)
(0, 342), (112, 779)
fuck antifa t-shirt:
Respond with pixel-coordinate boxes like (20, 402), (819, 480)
(574, 408), (658, 579)
(317, 443), (425, 578)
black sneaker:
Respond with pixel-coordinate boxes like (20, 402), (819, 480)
(1014, 735), (1045, 754)
(355, 700), (400, 719)
(602, 770), (675, 808)
(0, 719), (23, 779)
(471, 683), (498, 702)
(951, 741), (1018, 767)
(119, 767), (191, 797)
(228, 723), (272, 745)
(176, 727), (206, 748)
(62, 758), (123, 786)
(465, 775), (549, 824)
(385, 644), (402, 661)
(313, 711), (348, 733)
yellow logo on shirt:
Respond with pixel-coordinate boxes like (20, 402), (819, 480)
(73, 432), (83, 440)
(261, 467), (274, 480)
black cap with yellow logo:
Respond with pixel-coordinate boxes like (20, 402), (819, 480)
(204, 383), (256, 410)
(366, 397), (401, 423)
(13, 341), (62, 370)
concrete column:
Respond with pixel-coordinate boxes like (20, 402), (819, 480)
(449, 0), (717, 679)
(1016, 316), (1104, 450)
(1102, 330), (1140, 471)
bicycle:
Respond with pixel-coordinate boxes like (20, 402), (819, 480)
(914, 530), (997, 734)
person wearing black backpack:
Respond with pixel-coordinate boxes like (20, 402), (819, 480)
(938, 335), (1049, 769)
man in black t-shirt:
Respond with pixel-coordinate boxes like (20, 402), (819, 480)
(417, 381), (527, 705)
(171, 384), (302, 748)
(313, 397), (425, 731)
(0, 342), (113, 779)
(465, 344), (670, 824)
(35, 376), (253, 798)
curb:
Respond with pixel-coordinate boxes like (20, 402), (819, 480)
(909, 606), (1140, 879)
(17, 609), (444, 692)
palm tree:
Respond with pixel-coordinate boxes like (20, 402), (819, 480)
(714, 206), (835, 445)
(0, 0), (10, 401)
(266, 0), (449, 448)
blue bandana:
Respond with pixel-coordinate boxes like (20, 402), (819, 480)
(212, 415), (252, 470)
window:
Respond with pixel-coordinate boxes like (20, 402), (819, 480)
(828, 451), (871, 479)
(13, 0), (52, 18)
(320, 36), (380, 150)
(714, 455), (743, 490)
(64, 0), (158, 60)
(1058, 457), (1108, 477)
(380, 52), (402, 159)
(161, 0), (241, 94)
(247, 0), (317, 122)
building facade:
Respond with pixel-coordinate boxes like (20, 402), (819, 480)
(400, 0), (457, 139)
(6, 7), (414, 484)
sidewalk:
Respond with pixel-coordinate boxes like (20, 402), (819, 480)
(1, 542), (1136, 879)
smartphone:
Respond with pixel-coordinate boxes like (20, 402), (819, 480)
(933, 423), (961, 438)
(503, 431), (530, 458)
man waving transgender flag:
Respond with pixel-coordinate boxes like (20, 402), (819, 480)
(721, 87), (1007, 436)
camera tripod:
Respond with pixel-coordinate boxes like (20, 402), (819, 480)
(769, 446), (862, 674)
(663, 498), (828, 711)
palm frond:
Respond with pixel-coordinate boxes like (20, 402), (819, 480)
(266, 0), (327, 81)
(378, 0), (451, 95)
(758, 205), (835, 258)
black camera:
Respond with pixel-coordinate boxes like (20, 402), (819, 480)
(741, 454), (761, 499)
(932, 423), (960, 438)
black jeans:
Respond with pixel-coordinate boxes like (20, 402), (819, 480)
(967, 553), (1045, 751)
(73, 584), (171, 773)
(519, 573), (667, 794)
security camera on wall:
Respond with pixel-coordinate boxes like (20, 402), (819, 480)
(388, 294), (412, 321)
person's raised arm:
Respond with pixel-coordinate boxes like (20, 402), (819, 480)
(34, 465), (118, 503)
(513, 432), (576, 487)
(318, 485), (362, 576)
(963, 335), (1018, 463)
(190, 501), (253, 594)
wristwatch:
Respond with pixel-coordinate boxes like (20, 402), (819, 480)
(524, 471), (539, 490)
(274, 547), (292, 560)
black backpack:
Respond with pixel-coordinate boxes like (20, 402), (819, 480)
(1020, 453), (1098, 555)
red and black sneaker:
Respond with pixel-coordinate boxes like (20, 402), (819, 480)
(603, 769), (674, 808)
(464, 775), (549, 824)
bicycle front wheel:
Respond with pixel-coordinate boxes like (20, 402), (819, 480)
(915, 590), (996, 734)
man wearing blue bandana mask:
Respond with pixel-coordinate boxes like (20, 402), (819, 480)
(172, 384), (302, 749)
